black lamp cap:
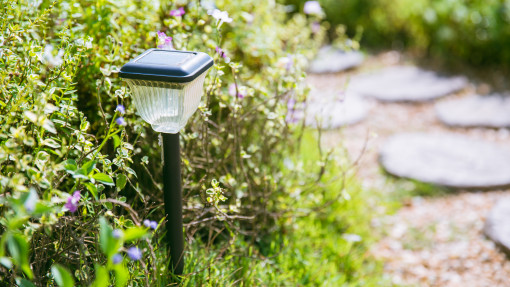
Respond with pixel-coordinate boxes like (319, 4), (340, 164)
(119, 49), (214, 83)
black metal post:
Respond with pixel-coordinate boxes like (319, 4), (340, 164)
(162, 133), (184, 275)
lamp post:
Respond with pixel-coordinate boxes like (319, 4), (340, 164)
(119, 49), (213, 275)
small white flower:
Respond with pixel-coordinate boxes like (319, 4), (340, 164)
(342, 233), (362, 242)
(303, 1), (324, 16)
(43, 44), (64, 68)
(76, 37), (93, 49)
(207, 9), (233, 27)
(277, 55), (294, 71)
(201, 0), (216, 11)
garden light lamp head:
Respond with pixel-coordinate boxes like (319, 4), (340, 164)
(119, 49), (214, 133)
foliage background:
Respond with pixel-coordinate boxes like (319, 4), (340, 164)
(286, 0), (510, 67)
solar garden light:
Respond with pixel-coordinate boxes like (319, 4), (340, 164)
(119, 49), (213, 275)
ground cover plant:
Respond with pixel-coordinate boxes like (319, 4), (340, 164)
(0, 0), (388, 285)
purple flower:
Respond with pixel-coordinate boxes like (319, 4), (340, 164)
(286, 98), (305, 124)
(116, 117), (126, 126)
(157, 31), (174, 50)
(64, 191), (81, 213)
(215, 46), (224, 57)
(116, 104), (125, 114)
(285, 56), (294, 71)
(157, 31), (167, 39)
(112, 253), (123, 264)
(143, 219), (158, 230)
(287, 98), (296, 111)
(170, 7), (185, 17)
(215, 46), (231, 63)
(24, 189), (38, 213)
(127, 246), (142, 261)
(285, 111), (304, 124)
(303, 1), (323, 16)
(311, 21), (321, 34)
(228, 83), (245, 99)
(228, 83), (236, 97)
(112, 229), (123, 239)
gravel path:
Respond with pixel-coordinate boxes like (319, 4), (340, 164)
(307, 51), (510, 287)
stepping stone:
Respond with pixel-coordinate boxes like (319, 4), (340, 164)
(309, 46), (364, 74)
(484, 197), (510, 256)
(436, 94), (510, 128)
(305, 89), (368, 128)
(349, 66), (467, 102)
(379, 133), (510, 189)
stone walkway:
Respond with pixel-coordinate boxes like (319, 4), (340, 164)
(307, 50), (510, 286)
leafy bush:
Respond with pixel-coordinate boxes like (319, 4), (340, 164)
(179, 132), (391, 286)
(0, 0), (359, 285)
(287, 0), (510, 66)
(367, 0), (510, 66)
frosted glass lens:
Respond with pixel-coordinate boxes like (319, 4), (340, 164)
(125, 73), (207, 133)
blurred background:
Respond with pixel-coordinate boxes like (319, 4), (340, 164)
(288, 0), (510, 286)
(287, 0), (510, 87)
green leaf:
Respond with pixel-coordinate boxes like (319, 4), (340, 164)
(43, 138), (61, 148)
(114, 265), (129, 287)
(0, 256), (12, 268)
(125, 167), (137, 178)
(51, 264), (75, 287)
(91, 264), (109, 287)
(6, 217), (29, 230)
(81, 160), (97, 175)
(112, 134), (121, 149)
(15, 278), (35, 287)
(122, 227), (147, 242)
(7, 233), (33, 279)
(92, 173), (114, 186)
(116, 174), (127, 191)
(99, 217), (120, 258)
(99, 217), (113, 255)
(48, 87), (56, 96)
(74, 174), (90, 180)
(24, 111), (37, 123)
(84, 182), (98, 199)
(33, 202), (53, 215)
(80, 120), (90, 132)
(42, 118), (57, 134)
(64, 159), (77, 171)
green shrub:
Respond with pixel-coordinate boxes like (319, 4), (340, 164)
(180, 132), (391, 286)
(0, 0), (346, 285)
(367, 0), (510, 66)
(286, 0), (510, 66)
(1, 0), (388, 285)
